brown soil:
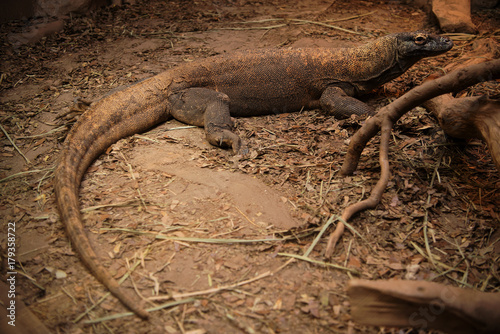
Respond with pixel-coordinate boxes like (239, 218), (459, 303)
(0, 1), (499, 333)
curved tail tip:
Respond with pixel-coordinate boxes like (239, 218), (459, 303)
(135, 307), (149, 319)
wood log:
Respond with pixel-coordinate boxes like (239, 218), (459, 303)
(348, 279), (500, 334)
(426, 95), (500, 171)
(432, 0), (477, 33)
(0, 280), (51, 334)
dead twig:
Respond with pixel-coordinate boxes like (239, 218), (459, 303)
(81, 199), (140, 213)
(149, 258), (294, 302)
(278, 253), (358, 273)
(0, 123), (30, 164)
(83, 298), (196, 324)
(119, 152), (148, 211)
(101, 227), (307, 243)
(15, 125), (67, 139)
(217, 17), (369, 36)
(0, 167), (54, 183)
(237, 11), (376, 25)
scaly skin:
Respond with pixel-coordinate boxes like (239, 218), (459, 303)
(54, 31), (452, 318)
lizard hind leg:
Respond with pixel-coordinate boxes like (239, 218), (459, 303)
(204, 96), (243, 153)
(169, 88), (242, 153)
(320, 86), (375, 119)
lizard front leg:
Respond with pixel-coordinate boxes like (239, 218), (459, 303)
(320, 86), (375, 119)
(169, 88), (242, 153)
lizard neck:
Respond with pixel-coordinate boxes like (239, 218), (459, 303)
(347, 35), (419, 94)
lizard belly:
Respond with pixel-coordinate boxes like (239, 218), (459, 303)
(217, 83), (318, 117)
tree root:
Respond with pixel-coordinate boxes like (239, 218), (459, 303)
(325, 117), (392, 257)
(324, 59), (500, 257)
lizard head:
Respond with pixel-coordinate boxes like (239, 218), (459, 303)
(396, 31), (453, 59)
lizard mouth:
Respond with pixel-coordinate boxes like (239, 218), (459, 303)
(434, 36), (454, 53)
(408, 33), (454, 57)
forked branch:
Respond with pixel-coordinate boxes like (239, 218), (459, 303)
(325, 59), (500, 257)
(340, 59), (500, 176)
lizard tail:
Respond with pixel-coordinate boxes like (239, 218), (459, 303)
(54, 75), (172, 319)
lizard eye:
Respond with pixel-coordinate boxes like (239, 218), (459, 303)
(414, 34), (427, 45)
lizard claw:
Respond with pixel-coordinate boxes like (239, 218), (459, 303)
(236, 145), (250, 156)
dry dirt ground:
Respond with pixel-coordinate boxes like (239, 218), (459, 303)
(0, 1), (499, 333)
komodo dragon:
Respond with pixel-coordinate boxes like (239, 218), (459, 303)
(54, 31), (453, 318)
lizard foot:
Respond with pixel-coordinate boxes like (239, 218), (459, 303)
(205, 124), (243, 154)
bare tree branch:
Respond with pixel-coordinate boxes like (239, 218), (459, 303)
(324, 59), (500, 257)
(339, 59), (500, 176)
